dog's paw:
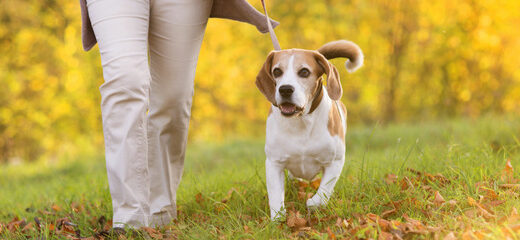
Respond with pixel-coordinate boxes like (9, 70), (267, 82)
(306, 195), (328, 210)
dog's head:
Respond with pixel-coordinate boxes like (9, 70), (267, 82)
(256, 40), (363, 117)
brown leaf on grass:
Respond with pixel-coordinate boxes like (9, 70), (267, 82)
(326, 226), (336, 240)
(506, 207), (520, 223)
(433, 191), (446, 206)
(335, 218), (350, 229)
(243, 225), (249, 233)
(432, 173), (451, 186)
(48, 223), (55, 231)
(214, 203), (225, 213)
(51, 204), (62, 212)
(310, 178), (321, 190)
(489, 200), (506, 207)
(297, 191), (313, 201)
(192, 213), (210, 223)
(402, 214), (430, 234)
(463, 229), (491, 240)
(141, 226), (163, 239)
(21, 222), (34, 233)
(475, 181), (490, 192)
(467, 197), (495, 219)
(378, 230), (393, 240)
(406, 168), (423, 176)
(499, 184), (520, 190)
(381, 208), (397, 218)
(195, 193), (204, 204)
(70, 202), (85, 213)
(464, 209), (479, 218)
(7, 217), (25, 232)
(56, 218), (79, 237)
(38, 209), (55, 216)
(500, 158), (515, 183)
(481, 188), (499, 201)
(287, 211), (307, 229)
(384, 174), (398, 185)
(82, 237), (98, 240)
(34, 217), (42, 232)
(443, 232), (457, 240)
(447, 199), (457, 206)
(221, 188), (236, 203)
(400, 176), (414, 191)
(297, 180), (309, 189)
(366, 213), (390, 231)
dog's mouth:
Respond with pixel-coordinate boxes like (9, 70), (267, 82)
(279, 103), (302, 117)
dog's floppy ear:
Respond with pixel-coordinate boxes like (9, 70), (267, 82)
(256, 51), (277, 105)
(314, 52), (342, 100)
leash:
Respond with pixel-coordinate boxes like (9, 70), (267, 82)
(261, 0), (282, 50)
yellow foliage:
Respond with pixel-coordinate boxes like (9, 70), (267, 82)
(0, 0), (519, 162)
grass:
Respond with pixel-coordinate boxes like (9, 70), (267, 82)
(1, 115), (520, 239)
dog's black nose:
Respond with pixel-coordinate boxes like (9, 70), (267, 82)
(279, 85), (294, 97)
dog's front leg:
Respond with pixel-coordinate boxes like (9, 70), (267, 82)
(307, 158), (345, 209)
(266, 159), (285, 220)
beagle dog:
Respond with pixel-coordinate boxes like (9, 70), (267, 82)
(255, 40), (363, 220)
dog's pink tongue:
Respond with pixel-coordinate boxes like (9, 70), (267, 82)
(280, 103), (296, 113)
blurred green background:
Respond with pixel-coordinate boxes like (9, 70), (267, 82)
(0, 0), (519, 163)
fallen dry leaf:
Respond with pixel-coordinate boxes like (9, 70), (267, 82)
(400, 176), (414, 191)
(443, 232), (457, 240)
(381, 208), (397, 218)
(468, 197), (495, 219)
(195, 193), (204, 204)
(366, 213), (390, 231)
(51, 204), (62, 212)
(507, 207), (520, 223)
(461, 230), (474, 240)
(378, 230), (393, 240)
(7, 217), (25, 232)
(221, 188), (236, 203)
(21, 222), (34, 233)
(326, 226), (335, 240)
(297, 191), (312, 201)
(141, 226), (163, 239)
(500, 159), (515, 183)
(384, 174), (398, 185)
(499, 184), (520, 190)
(310, 178), (321, 190)
(287, 211), (307, 229)
(297, 180), (309, 189)
(433, 191), (446, 206)
(481, 188), (499, 201)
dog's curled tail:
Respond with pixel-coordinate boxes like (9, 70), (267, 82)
(317, 40), (364, 73)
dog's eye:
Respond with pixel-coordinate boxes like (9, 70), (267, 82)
(272, 68), (283, 78)
(298, 68), (310, 78)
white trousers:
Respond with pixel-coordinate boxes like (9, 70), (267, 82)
(87, 0), (212, 228)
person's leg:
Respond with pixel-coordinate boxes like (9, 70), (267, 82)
(87, 0), (151, 228)
(146, 0), (213, 226)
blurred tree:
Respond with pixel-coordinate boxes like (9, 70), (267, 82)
(0, 0), (519, 163)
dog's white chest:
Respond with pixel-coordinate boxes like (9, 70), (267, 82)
(265, 103), (345, 180)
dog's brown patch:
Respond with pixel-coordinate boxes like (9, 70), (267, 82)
(328, 101), (346, 141)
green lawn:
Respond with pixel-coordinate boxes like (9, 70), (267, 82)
(1, 116), (520, 239)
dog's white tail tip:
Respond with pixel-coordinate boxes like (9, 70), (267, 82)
(345, 52), (364, 73)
